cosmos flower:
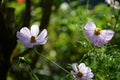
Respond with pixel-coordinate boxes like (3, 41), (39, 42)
(71, 63), (94, 80)
(105, 0), (120, 9)
(17, 25), (47, 48)
(84, 21), (114, 46)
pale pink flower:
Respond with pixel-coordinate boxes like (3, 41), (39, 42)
(105, 0), (120, 9)
(17, 25), (47, 48)
(71, 63), (94, 80)
(84, 21), (114, 46)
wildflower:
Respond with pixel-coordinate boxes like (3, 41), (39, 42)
(71, 63), (94, 80)
(60, 2), (69, 11)
(17, 25), (47, 48)
(84, 21), (114, 46)
(105, 0), (120, 9)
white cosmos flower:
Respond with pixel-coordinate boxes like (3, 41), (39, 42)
(17, 25), (47, 48)
(71, 63), (94, 80)
(84, 21), (114, 46)
(105, 0), (120, 9)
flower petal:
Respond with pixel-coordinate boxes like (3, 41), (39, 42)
(71, 71), (77, 78)
(24, 42), (34, 48)
(17, 32), (29, 41)
(36, 37), (48, 45)
(31, 24), (39, 36)
(84, 21), (96, 38)
(112, 1), (120, 9)
(17, 27), (34, 48)
(89, 35), (108, 46)
(17, 39), (33, 48)
(37, 29), (47, 41)
(101, 30), (114, 41)
(88, 72), (94, 78)
(88, 30), (114, 46)
(78, 63), (87, 74)
(78, 63), (86, 70)
(72, 63), (78, 73)
(84, 30), (94, 39)
(84, 21), (96, 31)
(20, 27), (31, 38)
(105, 0), (112, 4)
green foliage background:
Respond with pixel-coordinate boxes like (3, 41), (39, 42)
(6, 0), (120, 80)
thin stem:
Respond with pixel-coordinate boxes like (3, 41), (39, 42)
(28, 70), (39, 80)
(79, 48), (94, 63)
(86, 0), (89, 10)
(114, 10), (120, 29)
(19, 58), (39, 80)
(34, 48), (70, 74)
(79, 53), (87, 63)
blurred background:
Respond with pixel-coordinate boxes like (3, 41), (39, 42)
(0, 0), (120, 80)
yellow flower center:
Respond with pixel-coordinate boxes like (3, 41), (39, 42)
(77, 71), (83, 78)
(94, 28), (101, 35)
(30, 36), (36, 43)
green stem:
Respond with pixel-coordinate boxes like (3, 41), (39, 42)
(114, 10), (120, 29)
(21, 62), (39, 80)
(34, 48), (70, 74)
(28, 70), (39, 80)
(79, 48), (95, 63)
(86, 0), (89, 10)
(79, 53), (87, 63)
